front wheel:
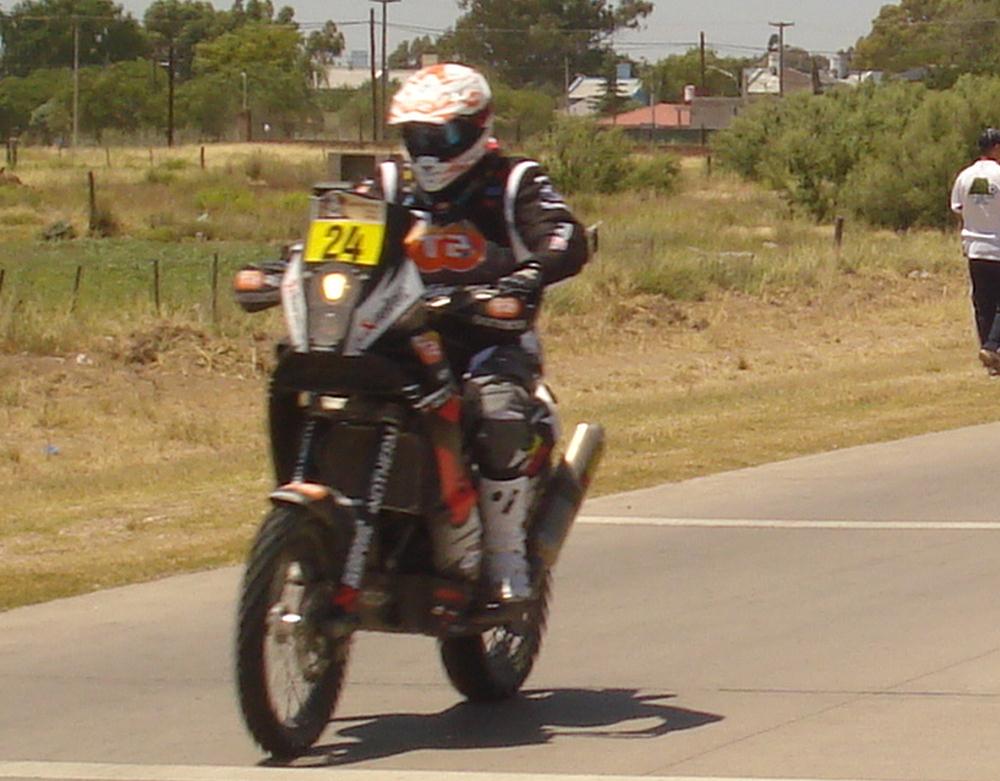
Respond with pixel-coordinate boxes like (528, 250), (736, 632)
(235, 505), (351, 757)
(439, 571), (550, 701)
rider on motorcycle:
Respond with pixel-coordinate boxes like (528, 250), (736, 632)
(374, 62), (591, 606)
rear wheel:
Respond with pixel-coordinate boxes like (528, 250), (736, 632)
(235, 505), (351, 757)
(439, 571), (550, 701)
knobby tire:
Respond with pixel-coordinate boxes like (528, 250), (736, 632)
(235, 505), (351, 758)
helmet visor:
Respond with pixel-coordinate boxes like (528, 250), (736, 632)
(402, 118), (484, 161)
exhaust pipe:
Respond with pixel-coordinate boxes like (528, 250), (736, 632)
(530, 423), (605, 569)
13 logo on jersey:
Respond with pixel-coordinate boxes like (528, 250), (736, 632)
(404, 220), (488, 273)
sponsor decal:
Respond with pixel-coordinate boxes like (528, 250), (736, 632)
(411, 331), (444, 365)
(345, 261), (423, 354)
(405, 220), (487, 273)
(548, 222), (575, 253)
(485, 296), (524, 319)
(367, 425), (399, 517)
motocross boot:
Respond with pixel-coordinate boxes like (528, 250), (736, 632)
(479, 476), (532, 604)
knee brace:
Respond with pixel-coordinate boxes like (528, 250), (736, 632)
(464, 377), (535, 480)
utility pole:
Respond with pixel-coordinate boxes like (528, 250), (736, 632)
(166, 44), (175, 147)
(72, 17), (79, 148)
(370, 0), (402, 142)
(769, 20), (794, 98)
(369, 8), (377, 141)
(699, 31), (706, 93)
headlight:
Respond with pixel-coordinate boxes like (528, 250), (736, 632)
(321, 272), (349, 301)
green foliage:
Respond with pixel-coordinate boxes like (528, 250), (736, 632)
(493, 84), (556, 142)
(442, 0), (652, 89)
(0, 68), (70, 140)
(388, 35), (435, 69)
(643, 49), (749, 103)
(175, 72), (241, 139)
(304, 21), (345, 73)
(853, 0), (981, 77)
(144, 0), (231, 81)
(535, 117), (633, 194)
(623, 154), (681, 194)
(713, 78), (986, 229)
(530, 117), (678, 196)
(190, 23), (316, 136)
(0, 0), (148, 77)
(193, 185), (257, 212)
(79, 60), (166, 142)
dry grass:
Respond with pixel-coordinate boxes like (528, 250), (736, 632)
(0, 146), (991, 611)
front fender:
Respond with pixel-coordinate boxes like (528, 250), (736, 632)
(269, 482), (352, 528)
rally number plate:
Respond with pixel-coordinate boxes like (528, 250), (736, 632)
(304, 219), (384, 265)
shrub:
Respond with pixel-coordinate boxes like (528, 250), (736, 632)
(535, 117), (633, 194)
(624, 153), (681, 194)
(713, 79), (980, 228)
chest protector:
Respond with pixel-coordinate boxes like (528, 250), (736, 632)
(378, 158), (538, 287)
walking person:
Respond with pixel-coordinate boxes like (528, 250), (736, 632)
(951, 127), (1000, 377)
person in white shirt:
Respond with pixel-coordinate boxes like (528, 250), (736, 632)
(951, 127), (1000, 376)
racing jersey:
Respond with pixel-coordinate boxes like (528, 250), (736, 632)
(375, 152), (589, 289)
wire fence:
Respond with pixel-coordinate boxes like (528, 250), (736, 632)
(0, 244), (272, 325)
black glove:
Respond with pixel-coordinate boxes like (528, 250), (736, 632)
(496, 261), (543, 300)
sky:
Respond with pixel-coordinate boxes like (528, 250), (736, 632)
(119, 0), (895, 61)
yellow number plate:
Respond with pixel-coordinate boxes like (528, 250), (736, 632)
(304, 219), (384, 265)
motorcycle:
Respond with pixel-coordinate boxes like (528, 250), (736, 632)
(231, 185), (604, 758)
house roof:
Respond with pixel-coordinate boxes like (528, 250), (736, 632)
(568, 76), (645, 102)
(742, 66), (813, 95)
(598, 103), (691, 128)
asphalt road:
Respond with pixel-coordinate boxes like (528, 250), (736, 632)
(3, 423), (1000, 781)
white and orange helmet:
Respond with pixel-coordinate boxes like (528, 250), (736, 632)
(388, 63), (495, 193)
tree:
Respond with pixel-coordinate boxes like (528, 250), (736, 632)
(440, 0), (653, 89)
(852, 0), (978, 77)
(388, 35), (435, 69)
(0, 0), (148, 76)
(176, 70), (240, 138)
(305, 20), (345, 83)
(492, 82), (555, 140)
(0, 67), (70, 139)
(643, 49), (751, 103)
(78, 59), (164, 141)
(191, 22), (315, 136)
(144, 0), (229, 81)
(193, 21), (304, 74)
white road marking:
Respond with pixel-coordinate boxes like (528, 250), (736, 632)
(0, 761), (884, 781)
(578, 515), (1000, 531)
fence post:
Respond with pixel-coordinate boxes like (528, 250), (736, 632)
(0, 267), (5, 297)
(152, 258), (161, 315)
(211, 252), (219, 325)
(834, 216), (845, 253)
(71, 265), (83, 314)
(706, 154), (712, 178)
(200, 145), (205, 170)
(105, 147), (111, 168)
(87, 171), (97, 234)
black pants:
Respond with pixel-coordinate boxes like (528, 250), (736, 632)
(969, 258), (1000, 349)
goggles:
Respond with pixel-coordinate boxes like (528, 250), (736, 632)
(402, 117), (485, 161)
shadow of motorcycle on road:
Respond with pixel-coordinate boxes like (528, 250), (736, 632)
(271, 687), (723, 766)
